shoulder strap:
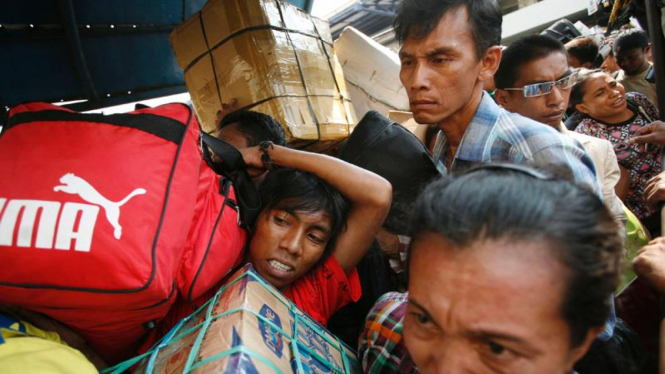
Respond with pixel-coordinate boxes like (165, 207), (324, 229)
(201, 132), (261, 226)
(626, 97), (654, 123)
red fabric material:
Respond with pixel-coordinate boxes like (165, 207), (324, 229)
(178, 164), (246, 302)
(146, 257), (361, 352)
(283, 256), (361, 326)
(0, 102), (245, 363)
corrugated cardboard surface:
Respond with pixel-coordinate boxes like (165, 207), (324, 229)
(334, 27), (409, 119)
(171, 0), (357, 149)
(131, 265), (361, 374)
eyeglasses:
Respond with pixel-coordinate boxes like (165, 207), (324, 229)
(502, 71), (579, 98)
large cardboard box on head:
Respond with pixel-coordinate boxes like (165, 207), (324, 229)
(170, 0), (357, 150)
(116, 265), (360, 374)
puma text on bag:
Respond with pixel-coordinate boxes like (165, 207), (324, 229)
(0, 102), (247, 363)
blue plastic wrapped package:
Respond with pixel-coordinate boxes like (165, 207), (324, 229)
(103, 265), (361, 374)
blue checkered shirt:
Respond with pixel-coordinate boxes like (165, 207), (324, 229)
(433, 93), (614, 341)
(432, 92), (599, 193)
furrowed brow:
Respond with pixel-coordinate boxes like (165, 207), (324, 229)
(312, 224), (331, 234)
(471, 330), (542, 355)
(426, 47), (455, 57)
(408, 299), (438, 323)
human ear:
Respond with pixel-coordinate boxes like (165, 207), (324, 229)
(479, 46), (502, 83)
(564, 326), (604, 370)
(494, 90), (513, 110)
(575, 103), (589, 115)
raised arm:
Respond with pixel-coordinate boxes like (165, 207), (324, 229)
(241, 144), (392, 274)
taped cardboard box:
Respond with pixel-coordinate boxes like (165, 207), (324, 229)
(170, 0), (357, 150)
(105, 265), (361, 374)
(334, 27), (409, 118)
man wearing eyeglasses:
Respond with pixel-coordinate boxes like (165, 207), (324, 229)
(397, 1), (597, 190)
(494, 34), (626, 236)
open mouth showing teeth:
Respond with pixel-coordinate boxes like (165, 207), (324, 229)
(269, 260), (294, 272)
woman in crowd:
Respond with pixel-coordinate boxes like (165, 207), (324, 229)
(360, 164), (627, 374)
(571, 69), (662, 224)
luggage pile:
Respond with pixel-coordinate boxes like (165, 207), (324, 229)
(0, 102), (250, 363)
(105, 265), (361, 374)
(170, 0), (357, 151)
(0, 0), (417, 371)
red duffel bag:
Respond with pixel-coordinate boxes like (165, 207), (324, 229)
(0, 102), (252, 363)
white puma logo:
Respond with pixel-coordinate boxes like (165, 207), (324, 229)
(53, 173), (146, 239)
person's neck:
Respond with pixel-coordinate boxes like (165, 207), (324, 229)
(437, 89), (484, 163)
(596, 108), (634, 125)
(629, 62), (651, 77)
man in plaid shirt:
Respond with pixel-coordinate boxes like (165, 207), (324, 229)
(359, 292), (416, 373)
(359, 0), (617, 371)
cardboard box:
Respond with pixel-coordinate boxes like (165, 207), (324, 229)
(128, 265), (361, 374)
(334, 27), (409, 118)
(170, 0), (357, 150)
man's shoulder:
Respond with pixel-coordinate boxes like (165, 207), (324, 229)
(499, 109), (559, 135)
(493, 109), (571, 150)
(376, 292), (409, 306)
(365, 292), (408, 327)
(569, 130), (612, 149)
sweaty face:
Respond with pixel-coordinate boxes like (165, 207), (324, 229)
(577, 72), (627, 122)
(248, 207), (332, 290)
(405, 232), (587, 374)
(498, 52), (571, 128)
(399, 6), (484, 126)
(615, 47), (649, 76)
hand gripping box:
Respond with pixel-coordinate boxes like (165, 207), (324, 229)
(104, 265), (361, 374)
(170, 0), (357, 151)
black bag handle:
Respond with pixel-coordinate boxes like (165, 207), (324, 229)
(200, 131), (262, 227)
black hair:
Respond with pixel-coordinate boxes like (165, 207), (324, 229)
(218, 110), (287, 147)
(569, 68), (603, 110)
(409, 164), (621, 347)
(257, 168), (349, 262)
(393, 0), (502, 59)
(495, 34), (567, 89)
(613, 29), (650, 53)
(565, 36), (601, 68)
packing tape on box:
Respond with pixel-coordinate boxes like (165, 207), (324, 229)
(182, 14), (353, 140)
(171, 0), (356, 146)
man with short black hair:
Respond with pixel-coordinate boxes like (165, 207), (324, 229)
(565, 36), (601, 69)
(614, 29), (658, 106)
(216, 110), (286, 149)
(494, 33), (626, 243)
(359, 1), (610, 373)
(395, 0), (597, 186)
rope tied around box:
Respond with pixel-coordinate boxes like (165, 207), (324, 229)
(102, 268), (358, 374)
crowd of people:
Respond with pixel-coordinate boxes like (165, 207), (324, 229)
(2, 0), (665, 373)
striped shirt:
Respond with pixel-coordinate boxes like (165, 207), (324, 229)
(432, 92), (599, 195)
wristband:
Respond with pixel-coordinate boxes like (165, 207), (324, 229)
(259, 141), (275, 170)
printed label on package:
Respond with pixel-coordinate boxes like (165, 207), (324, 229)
(258, 304), (284, 358)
